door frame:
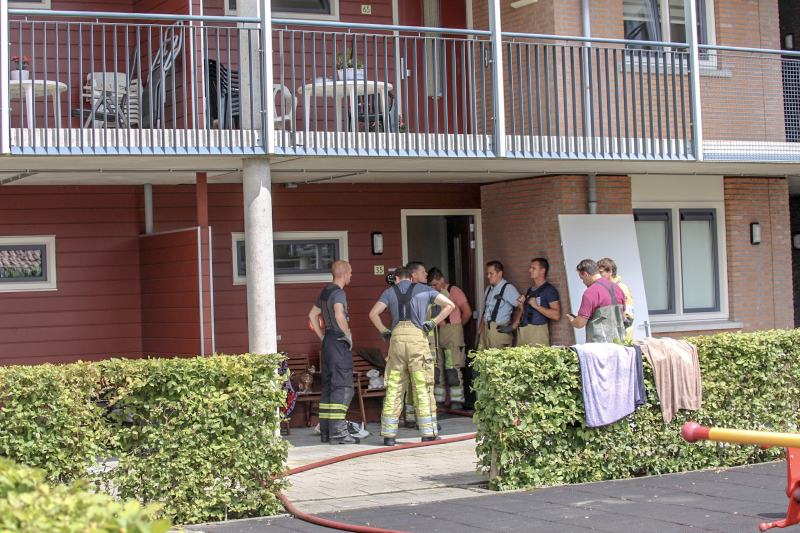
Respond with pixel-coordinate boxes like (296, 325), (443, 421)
(400, 208), (484, 320)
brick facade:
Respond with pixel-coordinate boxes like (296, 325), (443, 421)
(481, 174), (794, 345)
(480, 174), (632, 346)
(724, 177), (794, 332)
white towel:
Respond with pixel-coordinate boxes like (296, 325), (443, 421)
(572, 343), (638, 428)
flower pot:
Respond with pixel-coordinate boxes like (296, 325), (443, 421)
(337, 68), (365, 81)
(10, 69), (29, 81)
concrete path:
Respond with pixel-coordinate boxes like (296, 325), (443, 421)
(186, 415), (792, 533)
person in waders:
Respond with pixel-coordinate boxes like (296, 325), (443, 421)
(308, 260), (360, 445)
(368, 266), (455, 446)
(427, 266), (472, 410)
(566, 259), (627, 343)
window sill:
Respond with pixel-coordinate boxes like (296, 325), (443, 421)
(619, 59), (732, 78)
(649, 319), (743, 334)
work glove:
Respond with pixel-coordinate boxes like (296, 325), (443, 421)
(421, 319), (437, 333)
(497, 324), (515, 334)
(381, 328), (392, 342)
(337, 333), (353, 351)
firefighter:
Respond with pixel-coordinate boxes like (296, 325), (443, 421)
(402, 261), (435, 428)
(308, 260), (360, 445)
(368, 266), (455, 445)
(427, 267), (472, 410)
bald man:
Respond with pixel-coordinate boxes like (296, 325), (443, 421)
(309, 260), (359, 445)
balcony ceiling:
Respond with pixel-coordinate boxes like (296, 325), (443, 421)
(1, 155), (800, 188)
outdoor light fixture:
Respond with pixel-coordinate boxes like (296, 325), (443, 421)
(371, 232), (384, 255)
(750, 222), (762, 245)
(793, 233), (800, 250)
(786, 34), (794, 50)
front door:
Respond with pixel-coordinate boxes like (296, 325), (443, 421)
(404, 212), (478, 406)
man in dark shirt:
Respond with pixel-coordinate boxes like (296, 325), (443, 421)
(309, 260), (358, 445)
(512, 258), (561, 347)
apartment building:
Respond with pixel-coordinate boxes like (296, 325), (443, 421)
(0, 0), (797, 372)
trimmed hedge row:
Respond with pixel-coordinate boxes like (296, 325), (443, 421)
(0, 458), (171, 532)
(472, 330), (800, 490)
(0, 353), (288, 525)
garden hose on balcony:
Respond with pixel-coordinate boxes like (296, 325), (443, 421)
(276, 407), (477, 533)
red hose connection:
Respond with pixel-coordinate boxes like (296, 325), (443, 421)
(276, 407), (477, 533)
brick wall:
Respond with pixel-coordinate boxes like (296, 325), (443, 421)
(724, 177), (794, 331)
(480, 174), (632, 346)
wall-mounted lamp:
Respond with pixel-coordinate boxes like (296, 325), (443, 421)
(786, 33), (795, 51)
(793, 233), (800, 250)
(750, 222), (762, 245)
(371, 232), (384, 255)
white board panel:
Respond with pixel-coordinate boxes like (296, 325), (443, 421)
(558, 214), (650, 344)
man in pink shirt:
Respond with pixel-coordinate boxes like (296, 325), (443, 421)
(428, 267), (472, 410)
(566, 259), (627, 343)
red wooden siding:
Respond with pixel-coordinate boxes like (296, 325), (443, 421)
(149, 183), (481, 357)
(0, 185), (144, 365)
(139, 227), (206, 357)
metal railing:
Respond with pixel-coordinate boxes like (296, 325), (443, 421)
(699, 45), (800, 162)
(501, 33), (693, 160)
(5, 10), (264, 155)
(270, 19), (493, 157)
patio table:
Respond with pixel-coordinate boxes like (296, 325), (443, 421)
(297, 79), (393, 132)
(9, 79), (69, 129)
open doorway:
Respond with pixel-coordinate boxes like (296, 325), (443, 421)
(401, 208), (482, 406)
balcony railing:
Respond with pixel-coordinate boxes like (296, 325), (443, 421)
(5, 10), (264, 155)
(2, 10), (800, 163)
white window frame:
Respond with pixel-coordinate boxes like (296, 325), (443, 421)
(0, 235), (57, 292)
(227, 0), (339, 20)
(231, 230), (349, 285)
(633, 201), (729, 323)
(8, 0), (51, 9)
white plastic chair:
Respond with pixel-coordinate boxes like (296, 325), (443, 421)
(273, 84), (296, 131)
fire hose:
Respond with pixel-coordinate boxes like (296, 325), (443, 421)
(276, 407), (477, 533)
(682, 422), (800, 531)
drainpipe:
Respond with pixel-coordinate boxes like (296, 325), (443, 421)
(581, 0), (592, 148)
(588, 172), (597, 214)
(144, 183), (154, 234)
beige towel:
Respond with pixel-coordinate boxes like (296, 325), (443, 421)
(634, 337), (702, 424)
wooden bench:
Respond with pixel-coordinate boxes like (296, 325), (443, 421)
(286, 353), (321, 433)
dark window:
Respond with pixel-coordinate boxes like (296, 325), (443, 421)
(272, 0), (331, 15)
(0, 245), (47, 283)
(236, 238), (340, 277)
(634, 209), (675, 314)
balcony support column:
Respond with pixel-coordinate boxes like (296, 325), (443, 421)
(684, 0), (704, 161)
(243, 158), (277, 354)
(0, 0), (9, 155)
(239, 0), (274, 153)
(488, 0), (506, 158)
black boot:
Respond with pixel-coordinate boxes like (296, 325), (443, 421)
(320, 434), (330, 443)
(384, 437), (397, 446)
(332, 435), (360, 445)
(405, 421), (418, 429)
(421, 436), (442, 442)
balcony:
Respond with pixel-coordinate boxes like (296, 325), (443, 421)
(2, 9), (799, 163)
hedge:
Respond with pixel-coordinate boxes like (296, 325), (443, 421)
(472, 329), (800, 491)
(0, 353), (288, 525)
(0, 458), (171, 533)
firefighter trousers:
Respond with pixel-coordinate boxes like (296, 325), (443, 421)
(434, 323), (466, 404)
(404, 325), (438, 423)
(382, 321), (438, 438)
(319, 331), (355, 439)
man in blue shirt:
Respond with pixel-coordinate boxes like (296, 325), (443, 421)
(511, 257), (561, 347)
(477, 261), (520, 350)
(368, 266), (455, 446)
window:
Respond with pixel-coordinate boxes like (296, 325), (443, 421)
(0, 236), (57, 292)
(623, 0), (713, 47)
(634, 208), (722, 317)
(225, 0), (339, 19)
(8, 0), (51, 10)
(231, 231), (348, 284)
